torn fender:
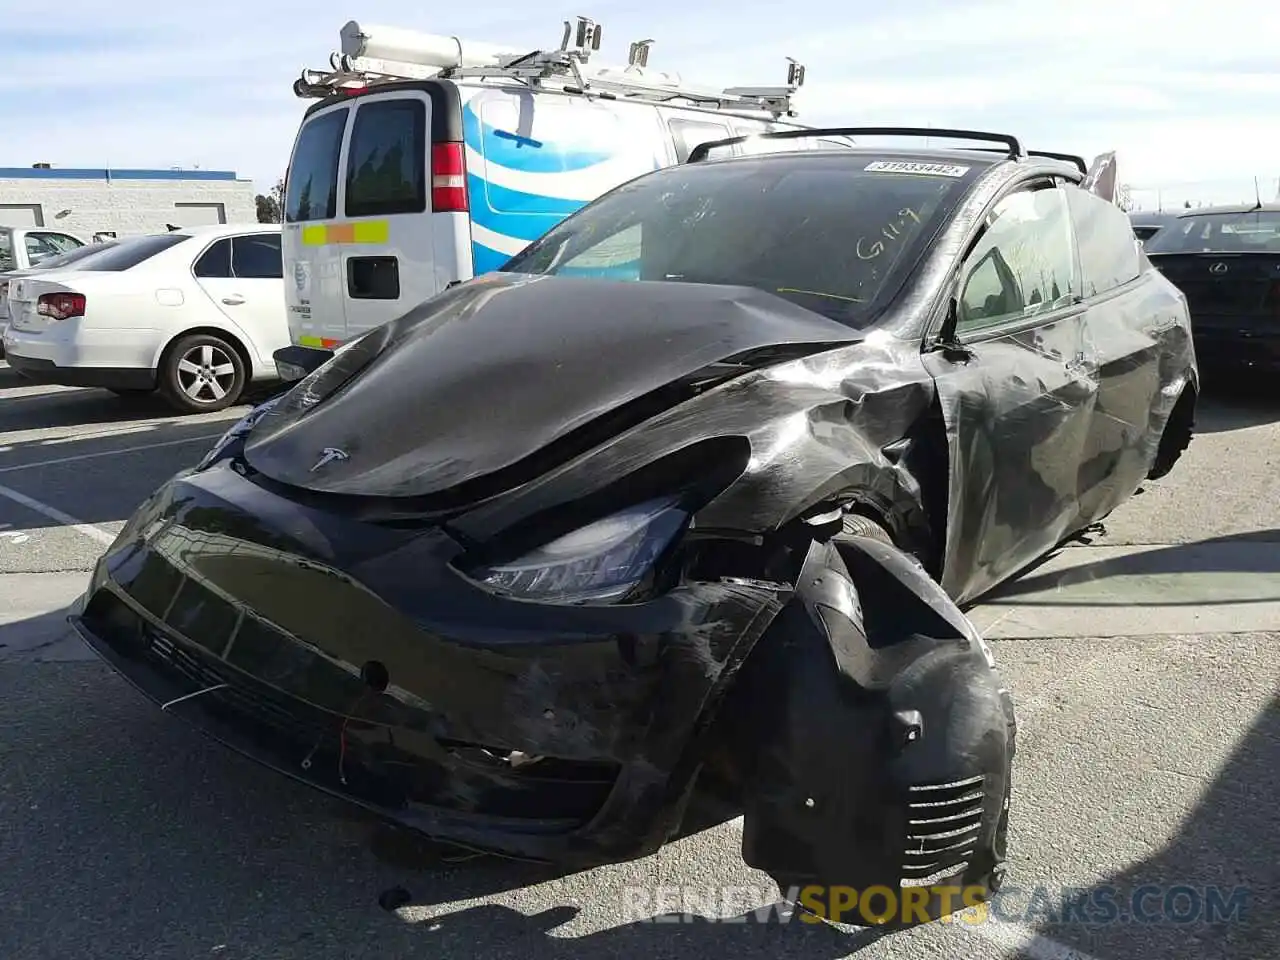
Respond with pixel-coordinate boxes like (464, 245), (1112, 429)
(731, 535), (1014, 925)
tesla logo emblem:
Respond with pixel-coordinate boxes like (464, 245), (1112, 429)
(310, 447), (349, 472)
(1210, 262), (1229, 274)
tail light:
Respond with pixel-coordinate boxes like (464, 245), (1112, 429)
(431, 141), (468, 213)
(37, 292), (86, 321)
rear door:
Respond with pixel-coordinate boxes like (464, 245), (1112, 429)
(338, 91), (434, 338)
(283, 101), (352, 350)
(193, 233), (288, 357)
(1065, 183), (1178, 522)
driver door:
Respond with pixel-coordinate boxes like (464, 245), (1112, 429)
(923, 179), (1098, 606)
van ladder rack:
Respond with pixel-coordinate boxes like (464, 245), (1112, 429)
(686, 126), (1027, 163)
(294, 16), (806, 119)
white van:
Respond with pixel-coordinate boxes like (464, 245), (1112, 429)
(275, 17), (832, 378)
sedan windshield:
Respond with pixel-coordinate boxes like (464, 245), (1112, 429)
(1145, 210), (1280, 254)
(500, 155), (979, 328)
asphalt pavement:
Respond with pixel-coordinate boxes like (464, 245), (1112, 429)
(1, 361), (1276, 960)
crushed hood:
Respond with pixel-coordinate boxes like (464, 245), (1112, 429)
(242, 273), (858, 499)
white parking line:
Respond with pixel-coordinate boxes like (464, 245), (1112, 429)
(0, 433), (223, 475)
(0, 483), (116, 545)
(962, 918), (1105, 960)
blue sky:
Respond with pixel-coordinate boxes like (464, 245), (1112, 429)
(4, 0), (1278, 209)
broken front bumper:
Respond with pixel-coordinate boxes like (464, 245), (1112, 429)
(68, 459), (789, 867)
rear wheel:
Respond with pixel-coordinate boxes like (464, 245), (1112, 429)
(158, 333), (246, 414)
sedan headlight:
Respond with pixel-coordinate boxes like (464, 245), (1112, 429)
(195, 393), (286, 471)
(470, 497), (689, 604)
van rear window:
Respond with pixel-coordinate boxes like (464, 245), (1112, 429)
(345, 99), (427, 218)
(286, 107), (348, 223)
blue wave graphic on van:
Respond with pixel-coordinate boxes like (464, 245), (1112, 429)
(469, 174), (586, 243)
(462, 102), (616, 173)
(472, 242), (518, 275)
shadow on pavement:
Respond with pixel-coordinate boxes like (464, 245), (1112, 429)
(1027, 693), (1279, 960)
(0, 627), (886, 960)
(0, 416), (241, 531)
(1193, 379), (1280, 435)
(983, 529), (1280, 605)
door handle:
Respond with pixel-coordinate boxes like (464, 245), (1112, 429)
(221, 296), (245, 306)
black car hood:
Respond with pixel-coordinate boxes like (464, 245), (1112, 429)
(242, 274), (859, 498)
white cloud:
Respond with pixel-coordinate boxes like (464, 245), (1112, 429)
(3, 0), (1277, 206)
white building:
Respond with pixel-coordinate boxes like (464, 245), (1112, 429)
(0, 166), (258, 241)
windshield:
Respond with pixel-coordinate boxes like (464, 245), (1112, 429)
(0, 230), (13, 272)
(500, 155), (978, 328)
(1145, 210), (1280, 254)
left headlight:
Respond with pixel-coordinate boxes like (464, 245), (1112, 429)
(468, 497), (689, 604)
(194, 393), (286, 471)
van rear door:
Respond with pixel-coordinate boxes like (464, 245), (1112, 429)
(282, 82), (471, 362)
(283, 101), (351, 351)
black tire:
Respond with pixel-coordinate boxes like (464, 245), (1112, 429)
(157, 333), (247, 414)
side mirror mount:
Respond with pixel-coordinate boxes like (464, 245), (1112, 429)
(932, 291), (972, 363)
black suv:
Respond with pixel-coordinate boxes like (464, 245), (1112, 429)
(71, 129), (1195, 931)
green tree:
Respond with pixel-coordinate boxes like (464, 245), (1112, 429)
(255, 177), (286, 223)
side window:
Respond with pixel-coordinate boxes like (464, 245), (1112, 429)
(285, 107), (348, 223)
(231, 234), (282, 279)
(345, 99), (427, 218)
(669, 118), (731, 163)
(956, 185), (1079, 335)
(1065, 186), (1141, 297)
(193, 239), (232, 278)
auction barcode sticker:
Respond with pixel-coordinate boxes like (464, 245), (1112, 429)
(864, 160), (970, 177)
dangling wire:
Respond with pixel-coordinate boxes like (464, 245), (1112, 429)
(337, 690), (370, 786)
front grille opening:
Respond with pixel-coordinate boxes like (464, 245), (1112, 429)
(901, 774), (986, 886)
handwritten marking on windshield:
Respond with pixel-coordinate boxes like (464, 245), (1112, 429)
(856, 207), (922, 260)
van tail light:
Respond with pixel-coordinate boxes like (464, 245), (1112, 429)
(37, 292), (86, 321)
(431, 141), (468, 213)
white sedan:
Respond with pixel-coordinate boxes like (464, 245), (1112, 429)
(2, 224), (289, 413)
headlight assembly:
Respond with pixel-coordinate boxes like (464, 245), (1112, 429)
(194, 393), (286, 471)
(468, 497), (689, 604)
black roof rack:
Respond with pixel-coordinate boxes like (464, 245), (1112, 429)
(966, 146), (1087, 174)
(685, 126), (1026, 164)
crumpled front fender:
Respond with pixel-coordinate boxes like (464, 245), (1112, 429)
(726, 535), (1015, 927)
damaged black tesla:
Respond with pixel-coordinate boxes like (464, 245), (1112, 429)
(70, 128), (1195, 927)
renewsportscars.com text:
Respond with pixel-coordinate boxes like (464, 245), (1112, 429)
(619, 883), (1250, 927)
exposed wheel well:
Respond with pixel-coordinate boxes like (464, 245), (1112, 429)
(157, 327), (255, 379)
(1148, 380), (1197, 481)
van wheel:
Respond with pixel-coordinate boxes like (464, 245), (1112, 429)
(158, 334), (246, 414)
